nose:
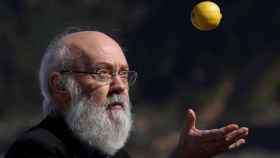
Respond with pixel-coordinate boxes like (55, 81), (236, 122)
(108, 75), (127, 95)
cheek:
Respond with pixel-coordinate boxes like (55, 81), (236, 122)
(89, 87), (108, 106)
(75, 76), (110, 106)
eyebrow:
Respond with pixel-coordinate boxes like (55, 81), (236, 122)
(90, 62), (129, 70)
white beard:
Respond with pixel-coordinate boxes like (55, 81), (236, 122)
(64, 77), (132, 155)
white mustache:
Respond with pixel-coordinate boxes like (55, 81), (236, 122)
(104, 94), (128, 108)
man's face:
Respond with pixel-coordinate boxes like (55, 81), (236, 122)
(65, 31), (130, 114)
(60, 32), (132, 155)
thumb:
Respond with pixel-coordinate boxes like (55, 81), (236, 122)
(185, 109), (196, 130)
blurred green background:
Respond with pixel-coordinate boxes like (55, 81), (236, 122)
(1, 0), (280, 157)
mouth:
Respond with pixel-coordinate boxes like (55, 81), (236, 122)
(106, 102), (125, 111)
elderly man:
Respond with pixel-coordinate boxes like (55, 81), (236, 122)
(5, 30), (249, 158)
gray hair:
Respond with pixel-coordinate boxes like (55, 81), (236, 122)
(39, 32), (71, 116)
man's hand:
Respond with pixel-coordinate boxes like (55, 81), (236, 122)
(174, 109), (249, 158)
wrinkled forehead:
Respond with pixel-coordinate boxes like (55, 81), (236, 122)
(63, 31), (128, 70)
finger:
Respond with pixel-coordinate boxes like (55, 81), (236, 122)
(213, 128), (248, 150)
(199, 127), (248, 156)
(206, 138), (246, 155)
(202, 124), (239, 136)
(223, 124), (240, 133)
(225, 127), (249, 141)
(200, 124), (239, 141)
(185, 109), (196, 130)
(228, 138), (246, 150)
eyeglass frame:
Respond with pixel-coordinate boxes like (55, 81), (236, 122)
(59, 68), (138, 86)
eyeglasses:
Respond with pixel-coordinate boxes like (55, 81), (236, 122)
(59, 69), (138, 86)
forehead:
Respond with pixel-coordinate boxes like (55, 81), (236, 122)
(63, 31), (128, 69)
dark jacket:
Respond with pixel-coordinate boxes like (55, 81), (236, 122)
(5, 115), (131, 158)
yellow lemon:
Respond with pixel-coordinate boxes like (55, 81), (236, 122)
(191, 1), (222, 31)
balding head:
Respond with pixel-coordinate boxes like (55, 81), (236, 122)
(61, 31), (127, 70)
(63, 31), (121, 49)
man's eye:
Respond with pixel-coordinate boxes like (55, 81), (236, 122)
(119, 71), (129, 77)
(97, 70), (111, 77)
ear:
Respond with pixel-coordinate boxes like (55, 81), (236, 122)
(48, 72), (70, 108)
(49, 72), (66, 93)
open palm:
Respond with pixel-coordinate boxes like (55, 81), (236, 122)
(174, 109), (249, 158)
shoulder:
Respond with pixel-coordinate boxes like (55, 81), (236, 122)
(5, 128), (70, 158)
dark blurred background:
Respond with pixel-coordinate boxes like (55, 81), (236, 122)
(1, 0), (280, 157)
